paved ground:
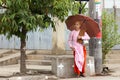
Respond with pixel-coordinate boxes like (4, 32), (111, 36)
(0, 64), (120, 80)
(60, 76), (120, 80)
(0, 64), (51, 77)
(105, 64), (120, 77)
(0, 76), (120, 80)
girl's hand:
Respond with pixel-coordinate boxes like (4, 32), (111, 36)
(70, 47), (75, 51)
(77, 36), (82, 39)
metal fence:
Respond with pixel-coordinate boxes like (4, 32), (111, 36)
(0, 27), (52, 50)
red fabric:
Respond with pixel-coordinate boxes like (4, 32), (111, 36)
(73, 51), (80, 75)
(73, 46), (86, 75)
(96, 31), (102, 39)
(82, 46), (86, 73)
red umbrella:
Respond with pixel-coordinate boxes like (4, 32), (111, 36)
(65, 14), (100, 37)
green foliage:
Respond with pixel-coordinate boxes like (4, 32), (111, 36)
(102, 10), (120, 60)
(0, 0), (42, 39)
(0, 0), (81, 39)
(71, 1), (87, 14)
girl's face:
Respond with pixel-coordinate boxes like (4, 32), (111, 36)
(74, 21), (81, 30)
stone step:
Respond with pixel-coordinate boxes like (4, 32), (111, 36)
(0, 51), (34, 66)
(106, 54), (120, 59)
(105, 52), (120, 59)
(1, 50), (19, 57)
(105, 50), (120, 64)
(108, 50), (120, 54)
(0, 50), (12, 58)
(104, 59), (120, 64)
(106, 52), (120, 55)
(27, 64), (51, 71)
(34, 50), (52, 55)
(27, 54), (51, 60)
(25, 60), (51, 65)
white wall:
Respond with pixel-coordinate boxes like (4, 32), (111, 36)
(85, 0), (120, 8)
(103, 0), (120, 8)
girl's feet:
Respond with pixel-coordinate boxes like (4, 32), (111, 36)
(80, 73), (85, 77)
(77, 74), (80, 78)
(80, 72), (85, 77)
(77, 73), (85, 78)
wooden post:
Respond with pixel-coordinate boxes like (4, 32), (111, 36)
(89, 0), (102, 75)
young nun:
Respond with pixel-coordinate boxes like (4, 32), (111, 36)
(68, 21), (90, 77)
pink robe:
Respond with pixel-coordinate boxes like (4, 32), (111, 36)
(68, 30), (90, 72)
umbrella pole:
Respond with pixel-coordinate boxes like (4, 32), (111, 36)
(89, 0), (103, 75)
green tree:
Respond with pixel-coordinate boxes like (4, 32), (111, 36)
(102, 11), (120, 61)
(0, 0), (80, 74)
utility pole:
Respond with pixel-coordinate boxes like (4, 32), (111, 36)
(103, 0), (105, 8)
(113, 0), (116, 20)
(89, 0), (102, 75)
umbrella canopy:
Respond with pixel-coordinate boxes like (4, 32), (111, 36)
(65, 14), (100, 37)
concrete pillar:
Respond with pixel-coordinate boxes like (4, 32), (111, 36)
(51, 55), (95, 78)
(89, 38), (102, 74)
(51, 55), (75, 78)
(89, 0), (103, 75)
(89, 0), (95, 19)
(52, 17), (66, 54)
(85, 56), (95, 76)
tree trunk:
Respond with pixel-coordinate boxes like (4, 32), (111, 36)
(52, 17), (66, 54)
(20, 28), (27, 74)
